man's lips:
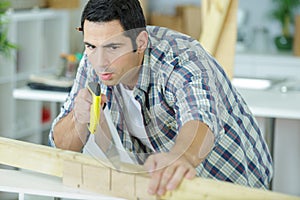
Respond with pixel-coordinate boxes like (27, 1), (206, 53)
(100, 73), (113, 81)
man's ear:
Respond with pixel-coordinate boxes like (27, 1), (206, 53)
(136, 31), (148, 53)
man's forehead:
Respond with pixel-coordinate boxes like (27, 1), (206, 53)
(103, 32), (128, 43)
(83, 20), (131, 45)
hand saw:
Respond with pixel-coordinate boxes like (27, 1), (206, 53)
(87, 82), (121, 170)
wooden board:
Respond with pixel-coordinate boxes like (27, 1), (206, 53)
(199, 0), (237, 79)
(214, 0), (238, 79)
(0, 137), (299, 200)
(199, 0), (231, 54)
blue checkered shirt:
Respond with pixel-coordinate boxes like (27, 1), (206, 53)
(49, 26), (273, 189)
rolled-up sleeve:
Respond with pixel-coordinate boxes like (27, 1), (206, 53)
(172, 58), (224, 143)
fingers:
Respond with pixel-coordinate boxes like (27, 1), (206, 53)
(166, 164), (196, 191)
(74, 88), (92, 124)
(145, 154), (197, 197)
(148, 167), (163, 195)
(144, 156), (160, 195)
(185, 167), (197, 179)
(156, 165), (175, 195)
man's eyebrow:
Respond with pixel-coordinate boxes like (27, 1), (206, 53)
(84, 42), (96, 48)
(102, 42), (124, 48)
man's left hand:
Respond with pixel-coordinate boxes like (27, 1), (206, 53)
(144, 152), (197, 196)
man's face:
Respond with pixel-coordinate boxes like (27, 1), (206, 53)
(83, 20), (145, 87)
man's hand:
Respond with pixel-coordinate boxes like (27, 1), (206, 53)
(73, 88), (107, 142)
(144, 152), (197, 196)
(73, 88), (93, 124)
(53, 87), (106, 151)
(74, 88), (107, 124)
(143, 120), (215, 196)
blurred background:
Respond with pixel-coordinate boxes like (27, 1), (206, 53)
(0, 0), (300, 199)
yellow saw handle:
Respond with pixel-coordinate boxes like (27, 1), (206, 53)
(87, 82), (101, 134)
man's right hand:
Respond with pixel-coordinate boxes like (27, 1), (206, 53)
(73, 88), (93, 125)
(53, 87), (106, 152)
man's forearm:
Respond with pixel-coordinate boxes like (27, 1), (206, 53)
(53, 110), (89, 152)
(171, 120), (215, 167)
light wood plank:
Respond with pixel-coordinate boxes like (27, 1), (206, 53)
(199, 0), (231, 54)
(63, 160), (82, 188)
(111, 170), (135, 198)
(214, 0), (238, 79)
(0, 137), (299, 200)
(0, 136), (104, 177)
(164, 178), (299, 200)
(135, 175), (159, 200)
(82, 164), (111, 192)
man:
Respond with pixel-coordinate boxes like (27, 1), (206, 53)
(49, 0), (273, 196)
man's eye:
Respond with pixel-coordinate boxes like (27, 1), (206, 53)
(110, 45), (119, 50)
(85, 44), (95, 50)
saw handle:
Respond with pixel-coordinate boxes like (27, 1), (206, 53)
(87, 82), (101, 134)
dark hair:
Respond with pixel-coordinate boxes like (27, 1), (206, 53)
(81, 0), (146, 50)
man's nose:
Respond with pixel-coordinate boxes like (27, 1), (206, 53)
(89, 50), (109, 72)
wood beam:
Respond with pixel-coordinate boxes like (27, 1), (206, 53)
(0, 137), (299, 200)
(199, 0), (238, 79)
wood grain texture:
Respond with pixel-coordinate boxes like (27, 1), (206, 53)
(199, 0), (231, 54)
(213, 0), (238, 79)
(0, 137), (299, 200)
(199, 0), (237, 79)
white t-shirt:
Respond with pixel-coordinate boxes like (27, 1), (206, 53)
(83, 84), (155, 164)
(119, 84), (155, 151)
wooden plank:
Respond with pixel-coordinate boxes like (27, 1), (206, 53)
(111, 170), (135, 198)
(135, 175), (159, 200)
(199, 0), (237, 79)
(0, 136), (64, 177)
(82, 164), (111, 192)
(0, 136), (104, 177)
(163, 178), (300, 200)
(214, 0), (238, 79)
(0, 137), (299, 200)
(199, 0), (231, 54)
(63, 160), (82, 188)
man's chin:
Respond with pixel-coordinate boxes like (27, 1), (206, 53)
(101, 79), (119, 86)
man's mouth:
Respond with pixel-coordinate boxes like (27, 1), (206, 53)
(100, 73), (113, 81)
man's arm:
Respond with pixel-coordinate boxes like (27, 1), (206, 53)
(53, 110), (89, 152)
(144, 120), (215, 196)
(52, 87), (94, 152)
(49, 54), (96, 151)
(52, 88), (107, 152)
(172, 120), (215, 165)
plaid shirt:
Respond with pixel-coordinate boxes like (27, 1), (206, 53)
(49, 26), (273, 189)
